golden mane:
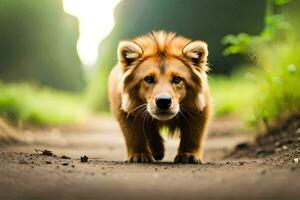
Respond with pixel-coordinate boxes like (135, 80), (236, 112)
(133, 31), (192, 58)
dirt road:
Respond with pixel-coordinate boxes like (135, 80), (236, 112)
(1, 117), (300, 200)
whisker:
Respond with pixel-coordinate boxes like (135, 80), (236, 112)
(131, 103), (147, 113)
(181, 107), (198, 121)
(142, 111), (150, 135)
(180, 104), (205, 117)
(178, 110), (190, 125)
(133, 106), (146, 122)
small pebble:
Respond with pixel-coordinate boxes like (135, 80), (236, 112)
(260, 169), (267, 174)
(19, 160), (28, 164)
(291, 166), (298, 171)
(61, 155), (71, 159)
(282, 145), (288, 150)
(294, 158), (299, 164)
(239, 161), (246, 165)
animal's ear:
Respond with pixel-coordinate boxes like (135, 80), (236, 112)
(183, 41), (208, 69)
(118, 41), (143, 66)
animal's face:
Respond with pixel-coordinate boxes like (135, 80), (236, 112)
(136, 57), (190, 120)
(118, 32), (209, 121)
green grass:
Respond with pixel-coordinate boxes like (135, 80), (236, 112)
(0, 82), (86, 126)
(209, 72), (256, 119)
(254, 41), (300, 123)
(220, 11), (300, 126)
(210, 40), (300, 127)
(215, 10), (300, 126)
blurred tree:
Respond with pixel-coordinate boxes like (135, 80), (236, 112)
(0, 0), (84, 91)
(222, 0), (295, 57)
(90, 0), (266, 110)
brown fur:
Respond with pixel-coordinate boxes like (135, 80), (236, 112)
(109, 31), (211, 163)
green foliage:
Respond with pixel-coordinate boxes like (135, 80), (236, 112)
(274, 0), (292, 5)
(86, 61), (111, 112)
(87, 42), (116, 111)
(255, 42), (300, 122)
(222, 33), (254, 56)
(222, 0), (300, 124)
(222, 0), (293, 56)
(209, 72), (256, 118)
(0, 82), (86, 125)
(222, 15), (292, 56)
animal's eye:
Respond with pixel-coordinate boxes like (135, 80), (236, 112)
(172, 76), (182, 84)
(144, 76), (155, 84)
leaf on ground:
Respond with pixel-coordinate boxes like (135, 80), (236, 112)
(80, 155), (88, 163)
(35, 149), (54, 156)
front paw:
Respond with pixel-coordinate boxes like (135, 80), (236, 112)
(149, 142), (164, 161)
(174, 153), (201, 164)
(128, 153), (154, 163)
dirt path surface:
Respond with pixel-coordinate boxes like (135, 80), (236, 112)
(1, 117), (300, 200)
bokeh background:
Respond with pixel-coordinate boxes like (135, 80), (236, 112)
(0, 0), (299, 130)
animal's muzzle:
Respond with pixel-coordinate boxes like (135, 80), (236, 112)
(155, 95), (172, 110)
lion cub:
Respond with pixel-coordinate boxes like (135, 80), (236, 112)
(109, 31), (211, 164)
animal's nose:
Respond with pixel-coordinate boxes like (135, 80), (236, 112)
(155, 95), (172, 110)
